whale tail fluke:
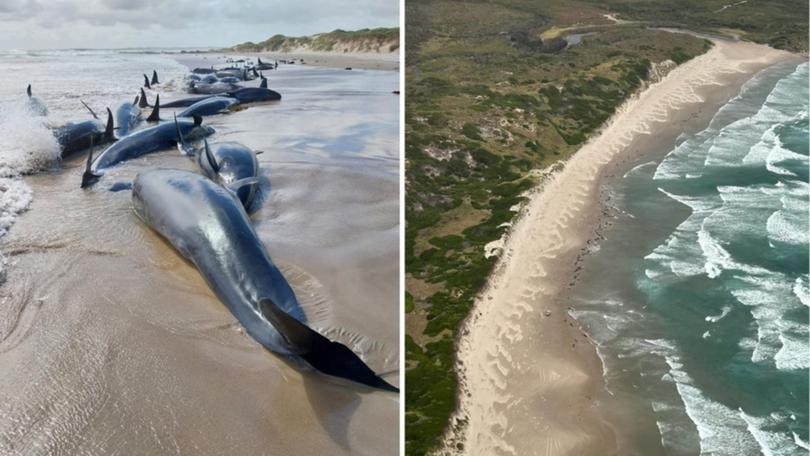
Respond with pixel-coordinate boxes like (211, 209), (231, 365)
(143, 74), (151, 89)
(26, 84), (32, 97)
(258, 298), (399, 392)
(151, 70), (159, 85)
(139, 88), (149, 108)
(146, 94), (160, 122)
(80, 138), (100, 188)
(104, 107), (115, 141)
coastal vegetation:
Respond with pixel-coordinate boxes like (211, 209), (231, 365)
(404, 0), (806, 455)
(227, 27), (399, 53)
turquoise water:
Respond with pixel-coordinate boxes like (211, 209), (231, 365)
(570, 61), (808, 455)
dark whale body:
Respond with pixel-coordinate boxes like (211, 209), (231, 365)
(198, 140), (260, 208)
(81, 116), (214, 187)
(115, 99), (141, 137)
(131, 169), (397, 392)
(54, 108), (114, 157)
(227, 87), (282, 103)
(177, 96), (239, 118)
(161, 95), (214, 108)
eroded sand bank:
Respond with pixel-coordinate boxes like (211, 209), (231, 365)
(439, 39), (795, 456)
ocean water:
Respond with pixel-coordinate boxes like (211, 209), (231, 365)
(570, 61), (808, 455)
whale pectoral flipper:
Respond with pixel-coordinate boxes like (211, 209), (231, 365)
(226, 177), (260, 193)
(174, 114), (195, 156)
(257, 299), (399, 393)
(203, 139), (219, 172)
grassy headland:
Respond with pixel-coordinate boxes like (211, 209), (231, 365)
(226, 27), (399, 53)
(404, 0), (807, 455)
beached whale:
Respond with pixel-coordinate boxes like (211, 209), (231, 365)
(198, 139), (261, 208)
(177, 96), (239, 118)
(190, 81), (239, 95)
(115, 95), (142, 137)
(25, 84), (48, 116)
(192, 67), (215, 74)
(54, 108), (115, 157)
(256, 57), (275, 70)
(131, 169), (397, 392)
(161, 94), (215, 108)
(81, 115), (214, 188)
(227, 84), (281, 103)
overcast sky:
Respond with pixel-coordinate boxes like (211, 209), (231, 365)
(0, 0), (399, 49)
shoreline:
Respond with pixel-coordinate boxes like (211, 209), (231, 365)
(170, 50), (399, 72)
(438, 38), (796, 455)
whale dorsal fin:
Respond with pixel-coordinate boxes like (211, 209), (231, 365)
(258, 57), (263, 65)
(151, 70), (159, 85)
(138, 88), (149, 108)
(104, 107), (115, 140)
(203, 139), (219, 172)
(26, 84), (32, 97)
(146, 94), (160, 122)
(257, 298), (398, 392)
(252, 67), (259, 78)
(260, 77), (267, 89)
(133, 94), (140, 105)
(143, 74), (151, 89)
(80, 100), (98, 119)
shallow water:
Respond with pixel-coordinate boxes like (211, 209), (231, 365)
(0, 50), (399, 454)
(570, 61), (808, 455)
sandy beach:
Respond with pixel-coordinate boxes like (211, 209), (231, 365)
(438, 37), (796, 455)
(0, 52), (399, 454)
(172, 50), (399, 72)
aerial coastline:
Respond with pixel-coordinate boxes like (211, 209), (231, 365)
(437, 36), (799, 455)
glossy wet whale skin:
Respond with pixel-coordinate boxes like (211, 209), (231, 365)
(132, 169), (302, 354)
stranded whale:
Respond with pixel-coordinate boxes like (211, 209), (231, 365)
(81, 115), (214, 188)
(197, 139), (261, 209)
(54, 107), (115, 157)
(132, 169), (397, 392)
(177, 96), (239, 118)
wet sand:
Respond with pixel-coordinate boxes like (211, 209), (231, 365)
(438, 39), (795, 455)
(0, 61), (399, 453)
